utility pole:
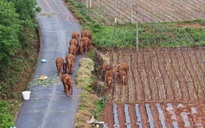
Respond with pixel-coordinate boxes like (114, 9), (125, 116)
(114, 0), (117, 24)
(89, 0), (92, 8)
(136, 11), (139, 52)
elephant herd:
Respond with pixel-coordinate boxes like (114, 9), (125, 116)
(101, 62), (129, 88)
(55, 30), (92, 96)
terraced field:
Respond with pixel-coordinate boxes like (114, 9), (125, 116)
(79, 0), (205, 24)
(98, 48), (205, 127)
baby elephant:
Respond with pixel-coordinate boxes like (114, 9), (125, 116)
(65, 54), (75, 74)
(119, 70), (127, 85)
(55, 57), (64, 76)
(105, 76), (113, 88)
(61, 74), (73, 96)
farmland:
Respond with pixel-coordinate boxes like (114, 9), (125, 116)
(79, 0), (205, 24)
(99, 48), (205, 127)
(69, 0), (205, 127)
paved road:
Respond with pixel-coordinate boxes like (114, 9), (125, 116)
(16, 0), (84, 127)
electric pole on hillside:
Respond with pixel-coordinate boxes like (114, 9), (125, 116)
(114, 0), (118, 24)
(136, 10), (139, 52)
(89, 0), (92, 8)
(86, 0), (88, 8)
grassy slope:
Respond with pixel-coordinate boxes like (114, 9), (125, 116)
(0, 27), (40, 122)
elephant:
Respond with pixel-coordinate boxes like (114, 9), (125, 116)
(101, 64), (113, 80)
(65, 53), (75, 74)
(79, 37), (91, 54)
(104, 70), (115, 81)
(101, 64), (113, 72)
(71, 32), (80, 41)
(61, 74), (73, 96)
(55, 57), (64, 76)
(119, 70), (127, 85)
(116, 62), (129, 73)
(105, 76), (113, 88)
(68, 45), (78, 56)
(69, 38), (78, 46)
(81, 30), (92, 41)
(63, 63), (67, 74)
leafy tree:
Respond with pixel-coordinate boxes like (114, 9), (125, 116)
(0, 0), (21, 72)
(8, 0), (41, 47)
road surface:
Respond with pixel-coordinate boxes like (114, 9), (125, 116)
(16, 0), (84, 127)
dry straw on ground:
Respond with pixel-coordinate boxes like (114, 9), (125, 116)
(76, 58), (94, 88)
(75, 58), (100, 128)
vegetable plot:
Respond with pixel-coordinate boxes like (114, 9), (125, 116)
(100, 48), (205, 127)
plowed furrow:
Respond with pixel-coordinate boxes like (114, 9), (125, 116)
(175, 50), (190, 101)
(142, 49), (152, 100)
(139, 103), (149, 128)
(118, 104), (126, 128)
(129, 104), (137, 128)
(167, 50), (182, 101)
(155, 50), (166, 100)
(155, 103), (167, 128)
(159, 49), (174, 101)
(179, 50), (198, 100)
(147, 49), (159, 101)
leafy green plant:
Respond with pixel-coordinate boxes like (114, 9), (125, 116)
(0, 100), (15, 128)
(93, 98), (107, 120)
(0, 0), (21, 72)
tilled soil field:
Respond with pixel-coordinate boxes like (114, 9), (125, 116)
(99, 48), (205, 127)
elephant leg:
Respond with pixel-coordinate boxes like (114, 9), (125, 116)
(67, 63), (69, 74)
(122, 76), (125, 85)
(80, 47), (83, 54)
(65, 85), (70, 96)
(57, 68), (59, 75)
(71, 63), (74, 73)
(58, 67), (62, 76)
(63, 83), (66, 92)
(68, 64), (71, 74)
(125, 76), (127, 85)
(68, 85), (70, 95)
(70, 64), (72, 74)
(70, 85), (73, 95)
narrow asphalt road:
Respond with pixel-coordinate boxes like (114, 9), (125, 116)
(16, 0), (84, 127)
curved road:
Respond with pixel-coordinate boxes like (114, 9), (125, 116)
(16, 0), (84, 127)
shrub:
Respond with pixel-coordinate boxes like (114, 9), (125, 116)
(0, 100), (15, 128)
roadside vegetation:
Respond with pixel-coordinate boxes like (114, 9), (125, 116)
(0, 0), (40, 127)
(66, 0), (205, 127)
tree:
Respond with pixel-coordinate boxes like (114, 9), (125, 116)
(0, 0), (21, 72)
(8, 0), (41, 47)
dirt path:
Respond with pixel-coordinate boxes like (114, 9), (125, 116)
(15, 0), (84, 127)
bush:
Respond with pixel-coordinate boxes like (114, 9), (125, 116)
(0, 100), (15, 128)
